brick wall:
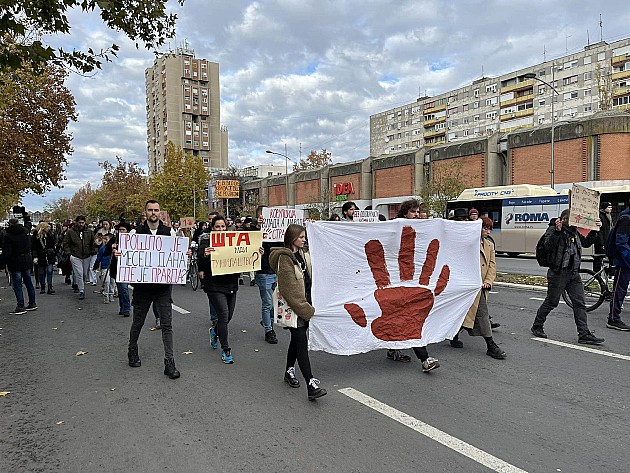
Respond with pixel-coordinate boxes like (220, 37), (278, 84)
(511, 138), (587, 185)
(329, 173), (361, 202)
(431, 155), (485, 188)
(599, 134), (630, 180)
(374, 165), (413, 198)
(268, 185), (286, 207)
(296, 179), (320, 204)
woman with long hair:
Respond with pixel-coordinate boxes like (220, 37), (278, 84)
(32, 222), (56, 294)
(269, 224), (327, 401)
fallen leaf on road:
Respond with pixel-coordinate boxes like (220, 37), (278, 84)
(149, 327), (157, 331)
(0, 392), (11, 397)
(182, 351), (193, 355)
(75, 351), (88, 356)
(110, 388), (116, 391)
(56, 421), (64, 425)
(241, 330), (247, 333)
(254, 349), (259, 352)
(52, 327), (58, 330)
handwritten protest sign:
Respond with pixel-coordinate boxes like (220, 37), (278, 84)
(117, 234), (189, 284)
(210, 231), (263, 275)
(180, 217), (194, 229)
(569, 184), (600, 230)
(216, 180), (240, 199)
(353, 210), (380, 223)
(261, 208), (305, 242)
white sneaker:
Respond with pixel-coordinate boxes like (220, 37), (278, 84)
(421, 357), (440, 373)
(109, 295), (115, 302)
(103, 296), (109, 304)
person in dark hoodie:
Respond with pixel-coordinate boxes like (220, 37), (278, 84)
(593, 201), (614, 273)
(531, 209), (604, 345)
(104, 221), (132, 317)
(3, 218), (37, 314)
(607, 201), (630, 331)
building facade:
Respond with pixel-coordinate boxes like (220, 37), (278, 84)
(145, 47), (228, 174)
(240, 165), (286, 178)
(371, 38), (630, 157)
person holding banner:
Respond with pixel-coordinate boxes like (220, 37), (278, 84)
(269, 224), (327, 401)
(341, 201), (358, 221)
(104, 221), (132, 317)
(126, 200), (182, 379)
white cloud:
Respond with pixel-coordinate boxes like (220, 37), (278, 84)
(21, 0), (630, 211)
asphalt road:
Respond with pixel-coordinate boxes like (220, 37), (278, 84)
(1, 273), (629, 473)
(495, 254), (599, 277)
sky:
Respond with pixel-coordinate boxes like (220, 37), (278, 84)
(21, 0), (630, 211)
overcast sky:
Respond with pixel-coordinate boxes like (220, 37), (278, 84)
(21, 0), (630, 211)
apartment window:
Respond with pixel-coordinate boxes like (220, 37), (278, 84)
(463, 118), (469, 124)
(584, 56), (592, 65)
(539, 99), (546, 106)
(463, 130), (469, 137)
(485, 84), (497, 94)
(448, 107), (458, 115)
(563, 59), (578, 69)
(474, 89), (480, 98)
(473, 101), (480, 109)
(563, 91), (578, 101)
(463, 104), (469, 112)
(486, 111), (497, 120)
(584, 104), (592, 112)
(473, 114), (480, 121)
(485, 97), (498, 106)
(538, 117), (545, 124)
(584, 88), (592, 96)
(538, 85), (546, 95)
(539, 69), (546, 76)
(435, 123), (446, 130)
(563, 75), (578, 86)
(598, 52), (606, 61)
(584, 72), (592, 81)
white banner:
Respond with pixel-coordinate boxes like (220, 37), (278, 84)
(353, 210), (380, 223)
(306, 219), (482, 355)
(261, 208), (305, 242)
(117, 233), (189, 284)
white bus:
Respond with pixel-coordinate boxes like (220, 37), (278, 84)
(447, 183), (630, 255)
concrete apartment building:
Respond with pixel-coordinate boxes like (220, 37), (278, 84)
(240, 165), (287, 179)
(145, 46), (228, 174)
(370, 38), (630, 157)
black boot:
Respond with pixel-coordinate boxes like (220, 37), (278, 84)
(47, 286), (55, 295)
(40, 284), (46, 294)
(486, 341), (507, 360)
(128, 346), (141, 367)
(164, 358), (180, 379)
(307, 378), (327, 401)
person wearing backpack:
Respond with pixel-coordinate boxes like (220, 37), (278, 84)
(531, 209), (604, 345)
(607, 202), (630, 331)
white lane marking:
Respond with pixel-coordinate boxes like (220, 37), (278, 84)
(531, 337), (630, 361)
(530, 297), (565, 304)
(339, 387), (528, 473)
(489, 291), (498, 294)
(172, 304), (190, 314)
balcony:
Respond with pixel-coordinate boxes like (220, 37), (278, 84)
(423, 116), (446, 128)
(423, 103), (446, 114)
(613, 86), (630, 97)
(499, 108), (534, 122)
(612, 70), (630, 81)
(613, 102), (630, 111)
(423, 129), (446, 139)
(612, 54), (630, 66)
(500, 94), (534, 108)
(500, 79), (534, 94)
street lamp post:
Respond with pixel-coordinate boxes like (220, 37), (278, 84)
(266, 145), (294, 207)
(524, 68), (559, 189)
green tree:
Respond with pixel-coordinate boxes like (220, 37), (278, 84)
(150, 142), (211, 220)
(292, 149), (332, 171)
(44, 197), (73, 222)
(420, 161), (470, 218)
(0, 64), (76, 197)
(1, 0), (183, 73)
(95, 157), (149, 220)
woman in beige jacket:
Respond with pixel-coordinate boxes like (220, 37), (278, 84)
(269, 224), (327, 401)
(451, 216), (507, 359)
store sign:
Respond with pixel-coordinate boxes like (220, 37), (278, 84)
(333, 182), (354, 201)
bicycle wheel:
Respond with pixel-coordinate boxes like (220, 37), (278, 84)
(562, 268), (605, 312)
(190, 261), (199, 291)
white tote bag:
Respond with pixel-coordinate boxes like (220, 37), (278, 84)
(273, 286), (298, 329)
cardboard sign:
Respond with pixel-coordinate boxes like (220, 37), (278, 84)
(569, 184), (600, 230)
(158, 211), (171, 227)
(353, 210), (380, 223)
(180, 217), (194, 229)
(216, 180), (240, 199)
(117, 234), (190, 284)
(261, 208), (305, 242)
(209, 231), (263, 275)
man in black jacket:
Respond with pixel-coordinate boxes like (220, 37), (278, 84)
(531, 209), (604, 345)
(126, 200), (181, 379)
(593, 201), (613, 273)
(3, 219), (37, 314)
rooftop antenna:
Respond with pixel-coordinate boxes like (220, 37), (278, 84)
(587, 29), (590, 47)
(543, 44), (546, 62)
(565, 33), (572, 53)
(599, 13), (603, 42)
(481, 64), (484, 78)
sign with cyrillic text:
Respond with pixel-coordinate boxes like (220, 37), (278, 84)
(117, 234), (189, 284)
(215, 180), (240, 199)
(210, 231), (263, 275)
(353, 210), (380, 223)
(569, 184), (600, 230)
(261, 208), (305, 242)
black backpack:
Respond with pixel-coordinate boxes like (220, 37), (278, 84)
(605, 215), (629, 259)
(536, 232), (550, 267)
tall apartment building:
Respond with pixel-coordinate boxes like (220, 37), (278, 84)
(145, 47), (228, 174)
(371, 38), (630, 157)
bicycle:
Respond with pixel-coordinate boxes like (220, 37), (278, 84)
(562, 255), (614, 312)
(188, 242), (199, 291)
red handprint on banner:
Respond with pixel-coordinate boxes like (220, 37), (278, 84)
(344, 226), (450, 341)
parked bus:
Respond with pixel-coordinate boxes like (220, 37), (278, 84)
(447, 183), (630, 255)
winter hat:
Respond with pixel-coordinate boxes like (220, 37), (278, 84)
(600, 201), (612, 210)
(469, 208), (479, 217)
(452, 208), (468, 220)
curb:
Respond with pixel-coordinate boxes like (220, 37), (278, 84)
(494, 281), (547, 292)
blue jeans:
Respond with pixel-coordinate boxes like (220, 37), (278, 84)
(116, 282), (131, 315)
(255, 273), (277, 332)
(11, 269), (36, 308)
(37, 264), (54, 288)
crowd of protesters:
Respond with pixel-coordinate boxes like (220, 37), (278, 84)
(1, 195), (629, 402)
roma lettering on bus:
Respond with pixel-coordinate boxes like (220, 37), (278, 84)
(514, 212), (549, 222)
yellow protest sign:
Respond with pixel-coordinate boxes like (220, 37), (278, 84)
(209, 231), (262, 275)
(216, 180), (240, 199)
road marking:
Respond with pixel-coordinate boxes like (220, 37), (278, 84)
(172, 304), (190, 314)
(489, 291), (498, 294)
(531, 337), (630, 361)
(530, 297), (565, 304)
(338, 387), (528, 473)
